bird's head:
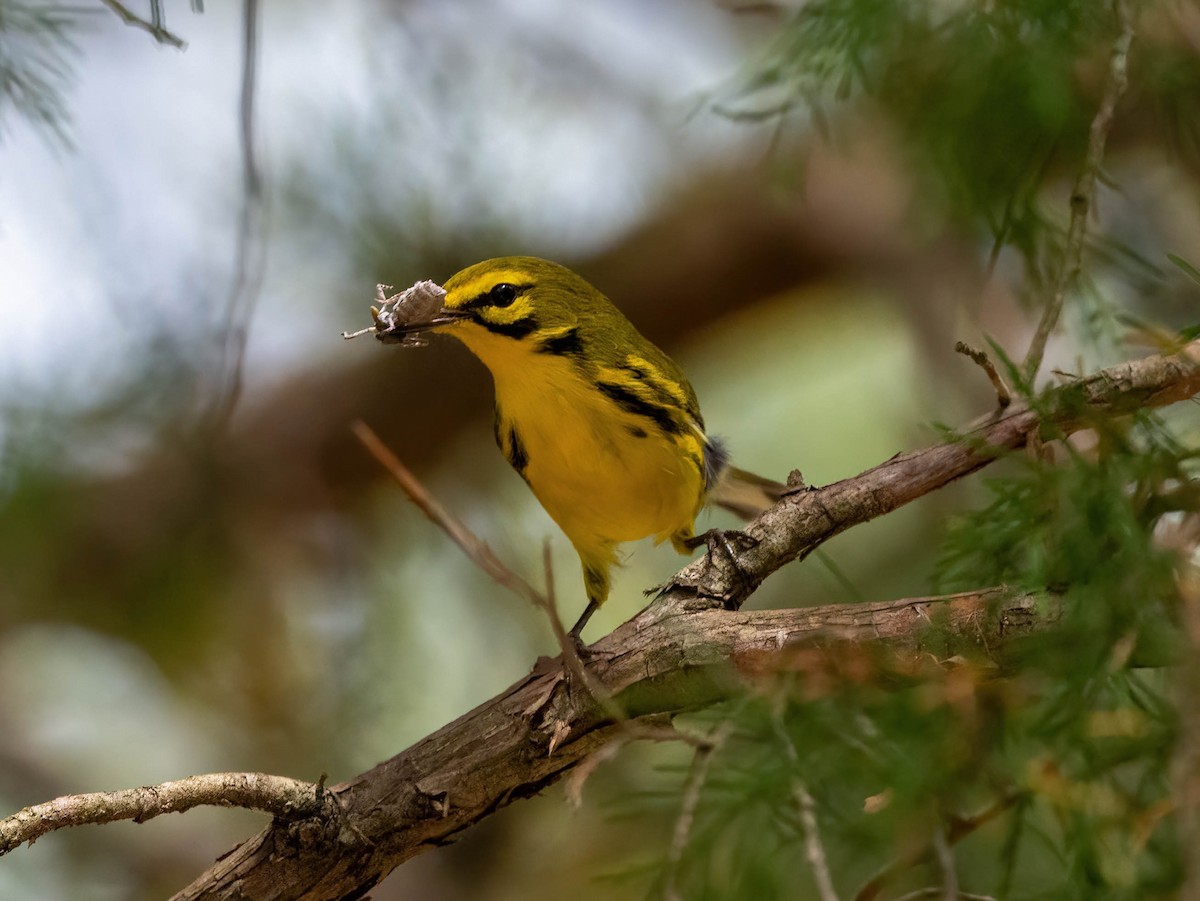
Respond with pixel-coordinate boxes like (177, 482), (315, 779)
(354, 256), (631, 370)
(429, 256), (616, 364)
(441, 256), (602, 331)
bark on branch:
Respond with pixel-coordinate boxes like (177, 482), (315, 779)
(166, 338), (1199, 900)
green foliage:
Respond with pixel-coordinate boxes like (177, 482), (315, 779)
(1167, 253), (1200, 289)
(941, 417), (1190, 894)
(718, 0), (1197, 308)
(644, 1), (1200, 884)
(622, 408), (1195, 899)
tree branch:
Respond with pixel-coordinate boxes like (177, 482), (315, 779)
(660, 336), (1200, 619)
(664, 721), (733, 901)
(167, 588), (1048, 900)
(202, 0), (265, 434)
(0, 773), (327, 855)
(98, 0), (187, 48)
(169, 340), (1194, 899)
(349, 420), (604, 708)
(777, 716), (840, 901)
(1023, 0), (1135, 379)
(4, 340), (1195, 898)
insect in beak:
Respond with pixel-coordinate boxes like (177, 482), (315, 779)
(342, 280), (466, 347)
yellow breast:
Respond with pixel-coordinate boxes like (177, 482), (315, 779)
(456, 325), (706, 558)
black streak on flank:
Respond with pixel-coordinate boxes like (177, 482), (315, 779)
(493, 410), (527, 477)
(621, 362), (680, 411)
(596, 382), (681, 436)
(537, 327), (584, 357)
(505, 426), (529, 475)
(627, 425), (648, 439)
(473, 313), (539, 339)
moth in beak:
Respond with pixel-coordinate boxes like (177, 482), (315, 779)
(342, 280), (465, 347)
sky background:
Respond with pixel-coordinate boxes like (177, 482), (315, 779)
(0, 0), (759, 417)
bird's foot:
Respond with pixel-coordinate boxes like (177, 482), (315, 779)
(684, 528), (759, 603)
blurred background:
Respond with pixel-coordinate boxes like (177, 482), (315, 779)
(1, 1), (1198, 898)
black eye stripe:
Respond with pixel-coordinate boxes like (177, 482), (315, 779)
(459, 282), (534, 312)
(472, 313), (539, 339)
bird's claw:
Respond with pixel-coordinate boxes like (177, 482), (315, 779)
(685, 528), (759, 601)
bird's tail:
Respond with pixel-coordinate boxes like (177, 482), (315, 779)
(708, 465), (787, 520)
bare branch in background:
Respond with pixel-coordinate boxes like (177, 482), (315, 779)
(203, 0), (265, 434)
(775, 713), (840, 901)
(1023, 0), (1135, 380)
(797, 783), (840, 901)
(98, 0), (186, 48)
(350, 421), (606, 709)
(0, 773), (327, 855)
(954, 341), (1011, 410)
(664, 721), (733, 901)
(1173, 553), (1200, 896)
(932, 826), (959, 901)
(854, 792), (1021, 901)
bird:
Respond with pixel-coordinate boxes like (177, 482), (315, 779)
(381, 256), (783, 640)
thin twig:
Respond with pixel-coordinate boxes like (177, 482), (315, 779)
(98, 0), (186, 47)
(350, 421), (619, 721)
(664, 721), (734, 901)
(797, 783), (840, 901)
(1023, 0), (1135, 381)
(541, 540), (631, 727)
(352, 422), (526, 591)
(562, 714), (695, 807)
(933, 826), (959, 901)
(1172, 551), (1200, 899)
(204, 0), (266, 434)
(854, 792), (1022, 901)
(0, 773), (325, 855)
(891, 891), (996, 901)
(955, 341), (1012, 409)
(773, 709), (839, 901)
(352, 424), (729, 751)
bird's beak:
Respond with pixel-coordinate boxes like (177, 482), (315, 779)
(373, 308), (467, 345)
(342, 280), (466, 346)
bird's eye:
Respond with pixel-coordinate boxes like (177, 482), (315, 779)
(490, 283), (518, 307)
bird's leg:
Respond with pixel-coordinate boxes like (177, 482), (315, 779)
(683, 529), (759, 603)
(567, 599), (599, 653)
